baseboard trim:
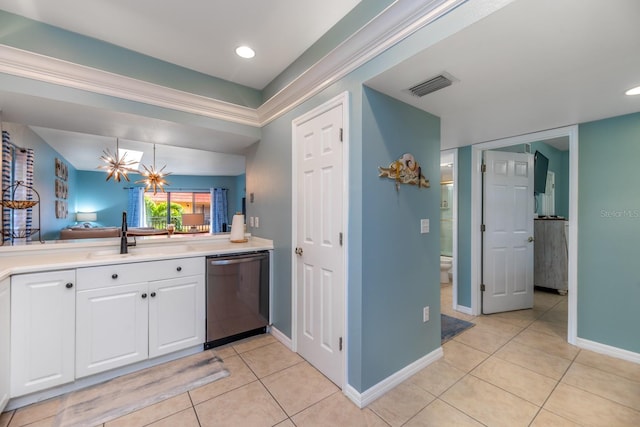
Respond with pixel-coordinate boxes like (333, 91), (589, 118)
(344, 346), (443, 408)
(576, 337), (640, 364)
(269, 326), (293, 351)
(455, 305), (473, 316)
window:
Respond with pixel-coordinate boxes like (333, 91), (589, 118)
(144, 191), (211, 232)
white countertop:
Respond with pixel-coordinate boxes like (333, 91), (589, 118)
(0, 233), (274, 280)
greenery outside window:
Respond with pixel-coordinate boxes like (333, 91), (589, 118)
(144, 191), (210, 232)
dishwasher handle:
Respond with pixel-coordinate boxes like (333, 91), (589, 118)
(208, 253), (267, 266)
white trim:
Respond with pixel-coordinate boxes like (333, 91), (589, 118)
(454, 304), (473, 316)
(0, 45), (260, 127)
(0, 1), (464, 129)
(441, 148), (458, 311)
(576, 338), (640, 365)
(291, 92), (350, 389)
(269, 326), (293, 351)
(344, 347), (443, 408)
(470, 126), (579, 346)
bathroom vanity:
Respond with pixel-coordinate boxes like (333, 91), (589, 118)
(0, 234), (273, 410)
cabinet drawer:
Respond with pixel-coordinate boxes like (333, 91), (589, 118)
(77, 257), (204, 290)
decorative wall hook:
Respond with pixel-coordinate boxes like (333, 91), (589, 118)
(378, 153), (430, 191)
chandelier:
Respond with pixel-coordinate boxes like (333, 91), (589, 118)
(98, 138), (137, 182)
(136, 144), (171, 194)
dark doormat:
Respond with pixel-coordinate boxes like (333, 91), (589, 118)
(441, 314), (474, 343)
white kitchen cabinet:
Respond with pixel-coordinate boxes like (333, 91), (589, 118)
(75, 282), (149, 378)
(0, 277), (10, 411)
(76, 257), (204, 378)
(149, 274), (205, 358)
(10, 270), (76, 397)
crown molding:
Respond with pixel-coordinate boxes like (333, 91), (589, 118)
(0, 0), (464, 128)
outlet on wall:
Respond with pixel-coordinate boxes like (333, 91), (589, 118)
(255, 217), (259, 228)
(249, 217), (254, 227)
(423, 306), (430, 322)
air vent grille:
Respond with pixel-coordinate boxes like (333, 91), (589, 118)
(408, 74), (453, 97)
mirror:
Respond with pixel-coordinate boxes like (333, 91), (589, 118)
(2, 120), (247, 241)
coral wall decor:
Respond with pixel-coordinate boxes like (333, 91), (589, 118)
(379, 153), (430, 191)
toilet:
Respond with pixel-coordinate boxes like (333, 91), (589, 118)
(440, 256), (453, 284)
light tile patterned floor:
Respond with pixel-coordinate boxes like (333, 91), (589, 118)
(2, 285), (639, 426)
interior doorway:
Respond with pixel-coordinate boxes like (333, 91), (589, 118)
(439, 149), (458, 318)
(470, 125), (578, 345)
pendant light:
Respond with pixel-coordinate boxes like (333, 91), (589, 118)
(136, 144), (171, 194)
(98, 138), (137, 182)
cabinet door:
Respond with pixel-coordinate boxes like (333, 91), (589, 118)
(149, 275), (205, 358)
(76, 282), (149, 378)
(11, 270), (76, 397)
(0, 277), (10, 411)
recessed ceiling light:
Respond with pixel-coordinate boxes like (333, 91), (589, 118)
(235, 46), (255, 59)
(625, 85), (640, 96)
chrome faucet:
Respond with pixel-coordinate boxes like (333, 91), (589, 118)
(120, 211), (136, 254)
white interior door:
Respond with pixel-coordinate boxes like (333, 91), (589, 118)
(294, 101), (344, 386)
(483, 150), (534, 314)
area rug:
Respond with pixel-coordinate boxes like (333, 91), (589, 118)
(54, 349), (228, 426)
(441, 314), (474, 343)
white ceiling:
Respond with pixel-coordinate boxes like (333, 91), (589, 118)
(366, 0), (640, 149)
(0, 0), (361, 90)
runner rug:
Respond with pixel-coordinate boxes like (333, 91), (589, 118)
(54, 349), (228, 426)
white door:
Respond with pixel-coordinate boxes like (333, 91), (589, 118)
(76, 282), (149, 377)
(11, 270), (76, 396)
(294, 100), (345, 386)
(482, 150), (534, 314)
(149, 275), (205, 358)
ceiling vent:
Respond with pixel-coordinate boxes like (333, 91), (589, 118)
(408, 73), (455, 97)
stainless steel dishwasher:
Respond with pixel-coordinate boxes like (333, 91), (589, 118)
(205, 251), (269, 348)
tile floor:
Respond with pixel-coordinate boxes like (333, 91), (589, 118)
(2, 285), (639, 426)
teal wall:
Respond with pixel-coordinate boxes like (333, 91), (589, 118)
(530, 141), (569, 219)
(75, 170), (244, 233)
(578, 112), (640, 353)
(456, 146), (472, 308)
(361, 87), (441, 390)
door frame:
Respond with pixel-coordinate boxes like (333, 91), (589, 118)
(470, 125), (578, 345)
(440, 149), (459, 312)
(290, 91), (350, 387)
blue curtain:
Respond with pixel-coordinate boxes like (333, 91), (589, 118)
(212, 188), (228, 233)
(127, 187), (144, 227)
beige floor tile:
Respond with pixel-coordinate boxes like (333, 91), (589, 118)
(231, 333), (277, 354)
(195, 381), (287, 427)
(530, 409), (581, 427)
(544, 383), (640, 426)
(261, 362), (339, 416)
(575, 350), (640, 383)
(240, 341), (304, 378)
(0, 411), (13, 427)
(538, 309), (567, 324)
(512, 329), (579, 360)
(189, 354), (257, 405)
(147, 407), (200, 427)
(369, 382), (435, 427)
(105, 393), (192, 427)
(471, 357), (557, 406)
(213, 344), (238, 359)
(8, 397), (61, 427)
(441, 376), (539, 427)
(527, 319), (567, 339)
(442, 340), (489, 373)
(452, 324), (511, 354)
(11, 416), (55, 427)
(488, 308), (545, 328)
(404, 399), (483, 427)
(495, 341), (571, 380)
(291, 392), (387, 427)
(473, 315), (523, 336)
(407, 359), (466, 397)
(562, 362), (640, 411)
(274, 419), (296, 427)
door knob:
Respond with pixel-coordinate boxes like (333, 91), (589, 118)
(527, 236), (535, 242)
(295, 247), (303, 256)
